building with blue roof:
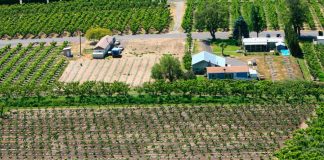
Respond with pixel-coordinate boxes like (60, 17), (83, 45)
(192, 51), (226, 74)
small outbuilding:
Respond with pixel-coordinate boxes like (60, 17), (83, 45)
(191, 51), (226, 74)
(62, 47), (73, 57)
(243, 37), (284, 52)
(93, 36), (116, 59)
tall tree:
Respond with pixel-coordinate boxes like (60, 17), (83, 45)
(233, 16), (250, 44)
(250, 5), (266, 37)
(194, 1), (228, 40)
(284, 22), (302, 57)
(151, 54), (183, 82)
(285, 0), (307, 36)
(182, 51), (192, 70)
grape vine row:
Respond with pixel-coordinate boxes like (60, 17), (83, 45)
(0, 0), (170, 38)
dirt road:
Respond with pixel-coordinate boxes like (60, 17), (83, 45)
(170, 0), (185, 32)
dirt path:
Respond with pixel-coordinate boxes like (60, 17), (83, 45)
(265, 56), (277, 81)
(79, 60), (98, 83)
(110, 59), (127, 82)
(96, 61), (112, 81)
(126, 58), (142, 85)
(133, 58), (150, 86)
(170, 0), (185, 33)
(65, 61), (83, 82)
(142, 56), (158, 84)
(282, 57), (295, 79)
(198, 40), (213, 53)
(73, 60), (91, 82)
(103, 59), (119, 82)
(59, 61), (77, 82)
(88, 60), (105, 81)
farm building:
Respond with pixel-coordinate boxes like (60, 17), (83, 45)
(317, 36), (324, 44)
(93, 36), (116, 59)
(243, 37), (284, 52)
(206, 66), (258, 80)
(192, 51), (226, 74)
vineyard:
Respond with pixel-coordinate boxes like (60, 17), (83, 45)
(0, 0), (170, 38)
(275, 104), (324, 159)
(182, 0), (322, 32)
(0, 104), (315, 159)
(0, 42), (68, 86)
(302, 43), (324, 81)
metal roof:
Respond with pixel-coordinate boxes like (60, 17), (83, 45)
(243, 37), (284, 45)
(95, 35), (114, 49)
(317, 36), (324, 40)
(192, 51), (226, 67)
(207, 66), (250, 73)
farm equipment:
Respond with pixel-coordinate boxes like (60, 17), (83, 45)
(111, 48), (122, 57)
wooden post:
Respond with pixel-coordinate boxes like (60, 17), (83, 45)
(79, 30), (82, 56)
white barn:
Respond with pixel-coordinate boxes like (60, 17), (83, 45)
(93, 36), (115, 59)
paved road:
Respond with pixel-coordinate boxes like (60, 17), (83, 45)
(0, 31), (319, 47)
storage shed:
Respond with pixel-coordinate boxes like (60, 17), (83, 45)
(243, 37), (284, 52)
(191, 51), (226, 74)
(62, 47), (73, 57)
(93, 36), (116, 59)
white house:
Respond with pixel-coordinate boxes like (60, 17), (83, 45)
(243, 37), (284, 52)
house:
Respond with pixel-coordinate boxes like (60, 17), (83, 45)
(93, 36), (116, 59)
(317, 36), (324, 44)
(243, 37), (284, 52)
(192, 51), (226, 74)
(206, 66), (258, 80)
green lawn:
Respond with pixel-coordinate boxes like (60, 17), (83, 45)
(296, 58), (312, 81)
(210, 39), (242, 57)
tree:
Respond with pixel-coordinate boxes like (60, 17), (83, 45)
(285, 0), (307, 36)
(194, 1), (228, 40)
(284, 22), (302, 57)
(250, 5), (266, 37)
(233, 16), (249, 44)
(151, 54), (184, 82)
(85, 27), (112, 41)
(183, 51), (192, 70)
(219, 42), (227, 56)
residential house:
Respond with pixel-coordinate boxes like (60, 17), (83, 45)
(243, 37), (284, 52)
(207, 66), (258, 80)
(191, 51), (226, 74)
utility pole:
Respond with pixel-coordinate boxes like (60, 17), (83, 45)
(79, 30), (82, 56)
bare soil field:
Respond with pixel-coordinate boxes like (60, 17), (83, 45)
(121, 38), (185, 59)
(59, 56), (159, 86)
(0, 104), (314, 159)
(60, 38), (184, 85)
(236, 54), (304, 81)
